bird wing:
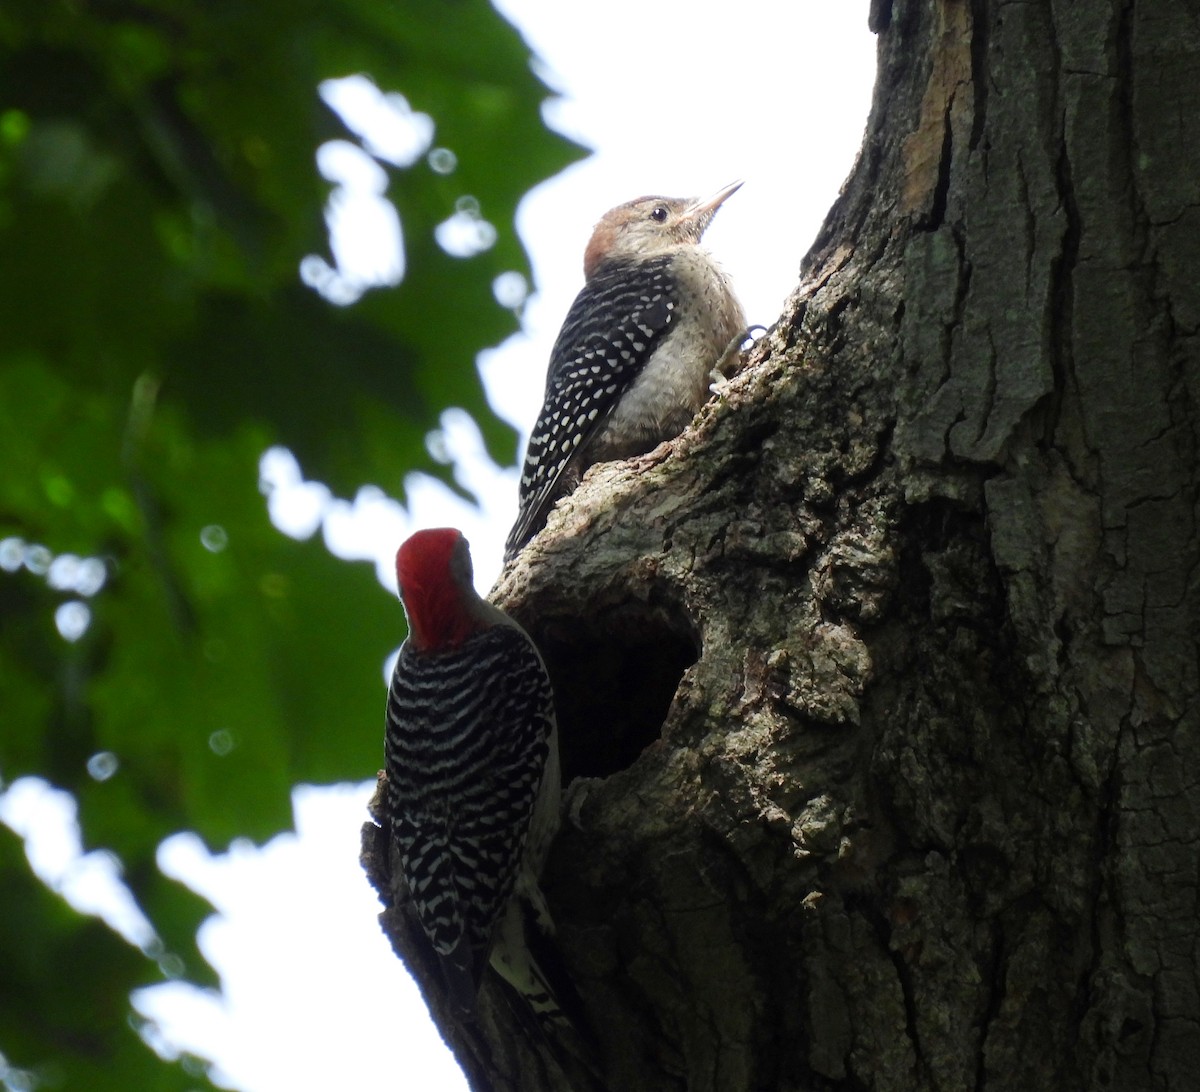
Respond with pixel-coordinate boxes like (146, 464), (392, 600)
(505, 256), (677, 560)
(384, 629), (554, 992)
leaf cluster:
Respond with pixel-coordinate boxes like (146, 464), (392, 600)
(0, 1), (581, 1086)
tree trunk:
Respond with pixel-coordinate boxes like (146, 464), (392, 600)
(364, 1), (1200, 1087)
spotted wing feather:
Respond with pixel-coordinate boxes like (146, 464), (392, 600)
(504, 256), (677, 560)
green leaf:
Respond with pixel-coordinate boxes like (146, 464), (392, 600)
(0, 0), (584, 492)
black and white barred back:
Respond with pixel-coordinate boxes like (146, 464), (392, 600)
(383, 624), (555, 984)
(504, 255), (677, 560)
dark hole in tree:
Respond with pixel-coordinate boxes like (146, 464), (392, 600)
(532, 605), (699, 782)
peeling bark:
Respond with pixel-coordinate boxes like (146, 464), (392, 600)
(364, 1), (1200, 1087)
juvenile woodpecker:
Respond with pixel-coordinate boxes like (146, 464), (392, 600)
(504, 181), (747, 560)
(383, 528), (562, 1020)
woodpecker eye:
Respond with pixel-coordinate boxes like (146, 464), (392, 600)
(649, 205), (669, 223)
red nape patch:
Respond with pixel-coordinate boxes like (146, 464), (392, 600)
(395, 528), (475, 652)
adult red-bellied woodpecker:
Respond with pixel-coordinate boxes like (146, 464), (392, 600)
(382, 528), (562, 1021)
(504, 181), (747, 561)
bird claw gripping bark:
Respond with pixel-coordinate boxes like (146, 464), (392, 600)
(709, 323), (768, 394)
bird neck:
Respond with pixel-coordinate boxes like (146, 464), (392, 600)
(405, 584), (486, 652)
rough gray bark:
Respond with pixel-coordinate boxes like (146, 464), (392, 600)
(364, 0), (1200, 1087)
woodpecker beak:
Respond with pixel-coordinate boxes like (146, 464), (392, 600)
(682, 180), (743, 238)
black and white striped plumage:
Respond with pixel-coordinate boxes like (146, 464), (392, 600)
(504, 183), (746, 561)
(383, 528), (560, 1017)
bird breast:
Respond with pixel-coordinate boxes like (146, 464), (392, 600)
(594, 250), (744, 459)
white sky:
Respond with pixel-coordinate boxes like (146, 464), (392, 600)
(1, 5), (876, 1091)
